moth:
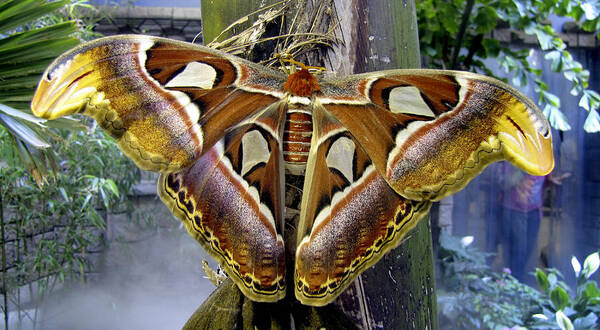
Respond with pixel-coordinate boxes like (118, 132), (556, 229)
(31, 35), (554, 306)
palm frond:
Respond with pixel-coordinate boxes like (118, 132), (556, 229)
(0, 0), (83, 186)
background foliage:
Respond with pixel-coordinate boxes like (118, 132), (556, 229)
(0, 0), (104, 186)
(417, 0), (600, 133)
(437, 231), (599, 329)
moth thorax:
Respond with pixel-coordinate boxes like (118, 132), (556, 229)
(283, 109), (312, 175)
(283, 69), (320, 97)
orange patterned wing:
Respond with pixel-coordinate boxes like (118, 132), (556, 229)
(31, 35), (287, 172)
(291, 69), (554, 305)
(31, 35), (290, 302)
(317, 70), (554, 201)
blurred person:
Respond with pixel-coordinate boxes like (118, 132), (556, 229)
(492, 162), (570, 283)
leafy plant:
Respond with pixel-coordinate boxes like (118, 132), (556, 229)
(529, 252), (599, 329)
(0, 0), (104, 186)
(417, 0), (600, 132)
(0, 126), (140, 329)
(437, 231), (542, 329)
(437, 231), (600, 330)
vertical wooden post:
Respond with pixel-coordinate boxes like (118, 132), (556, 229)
(326, 1), (438, 328)
(201, 0), (263, 43)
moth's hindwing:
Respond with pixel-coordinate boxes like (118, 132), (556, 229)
(294, 104), (431, 306)
(159, 101), (288, 302)
(318, 70), (554, 201)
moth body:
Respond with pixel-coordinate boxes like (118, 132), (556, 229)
(283, 107), (313, 175)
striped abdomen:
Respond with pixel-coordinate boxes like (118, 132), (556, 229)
(283, 109), (312, 173)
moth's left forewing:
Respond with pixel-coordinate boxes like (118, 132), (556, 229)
(318, 70), (554, 201)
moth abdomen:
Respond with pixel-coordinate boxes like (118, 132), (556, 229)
(283, 108), (313, 174)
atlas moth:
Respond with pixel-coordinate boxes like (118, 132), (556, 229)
(31, 35), (554, 306)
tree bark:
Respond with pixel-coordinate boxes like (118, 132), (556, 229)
(324, 1), (438, 329)
(200, 0), (272, 44)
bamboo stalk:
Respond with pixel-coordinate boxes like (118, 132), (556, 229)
(1, 178), (9, 330)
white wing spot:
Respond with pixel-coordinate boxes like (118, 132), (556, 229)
(165, 62), (217, 89)
(241, 130), (270, 177)
(326, 136), (355, 183)
(389, 86), (435, 117)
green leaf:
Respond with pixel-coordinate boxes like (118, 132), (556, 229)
(0, 74), (44, 91)
(0, 58), (53, 78)
(573, 312), (598, 329)
(43, 116), (86, 131)
(582, 17), (600, 32)
(529, 67), (542, 77)
(0, 21), (76, 49)
(545, 50), (563, 72)
(583, 282), (600, 300)
(571, 256), (582, 278)
(535, 79), (549, 92)
(99, 186), (109, 209)
(0, 0), (70, 35)
(551, 286), (570, 311)
(481, 38), (500, 57)
(537, 268), (550, 292)
(59, 186), (69, 202)
(0, 103), (46, 125)
(570, 84), (583, 96)
(580, 90), (600, 111)
(91, 154), (105, 167)
(512, 67), (528, 87)
(89, 210), (106, 229)
(474, 6), (499, 33)
(584, 110), (600, 133)
(543, 104), (571, 131)
(0, 37), (79, 65)
(0, 111), (50, 148)
(582, 2), (600, 20)
(442, 17), (459, 34)
(588, 90), (600, 102)
(580, 93), (592, 111)
(542, 91), (561, 108)
(582, 252), (600, 279)
(556, 310), (574, 330)
(513, 0), (527, 16)
(81, 193), (92, 211)
(103, 179), (120, 198)
(534, 26), (554, 50)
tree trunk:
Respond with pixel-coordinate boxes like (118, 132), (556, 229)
(319, 1), (438, 329)
(200, 0), (272, 45)
(188, 1), (437, 329)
